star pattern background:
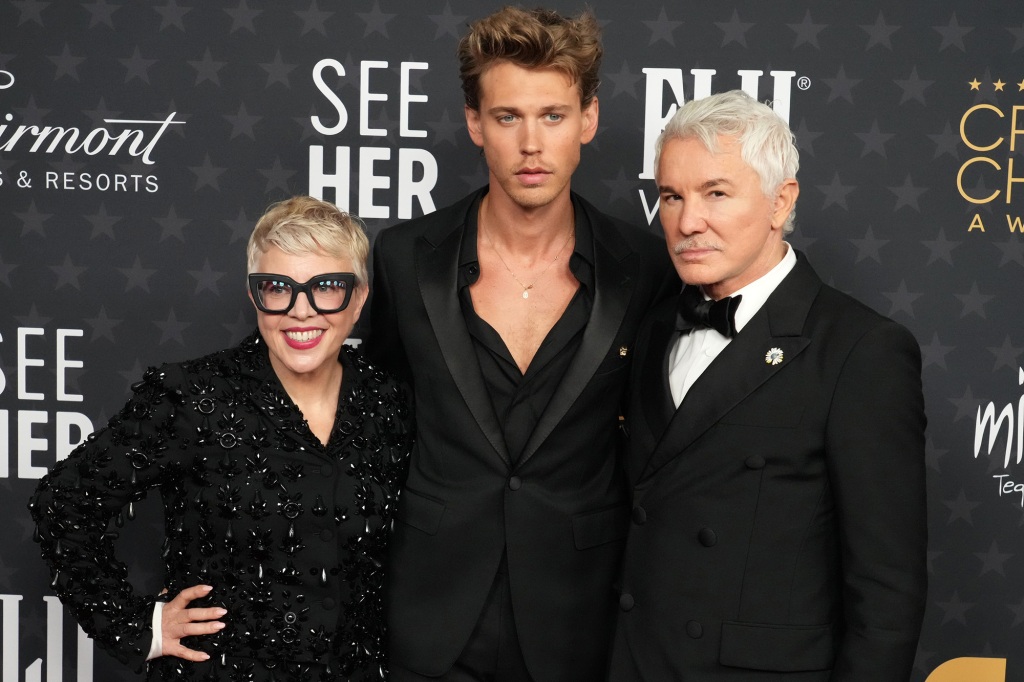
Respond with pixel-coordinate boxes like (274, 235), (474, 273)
(1, 1), (1022, 680)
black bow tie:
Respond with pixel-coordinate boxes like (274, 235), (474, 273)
(676, 286), (742, 338)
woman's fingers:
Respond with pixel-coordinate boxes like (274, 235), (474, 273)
(160, 584), (228, 661)
(166, 584), (213, 610)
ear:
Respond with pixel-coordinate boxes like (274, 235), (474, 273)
(770, 178), (799, 230)
(580, 97), (599, 145)
(465, 105), (484, 148)
(349, 285), (369, 322)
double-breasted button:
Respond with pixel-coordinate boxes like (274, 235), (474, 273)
(619, 593), (635, 611)
(632, 505), (647, 525)
(745, 455), (766, 470)
(508, 476), (522, 491)
(686, 620), (703, 638)
(283, 611), (297, 624)
(320, 464), (334, 477)
(698, 527), (717, 547)
(322, 597), (336, 610)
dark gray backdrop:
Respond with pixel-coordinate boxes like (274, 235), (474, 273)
(1, 1), (1022, 680)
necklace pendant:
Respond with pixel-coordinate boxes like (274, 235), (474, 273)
(522, 290), (529, 299)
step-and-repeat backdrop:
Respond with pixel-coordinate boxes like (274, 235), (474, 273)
(1, 1), (1021, 680)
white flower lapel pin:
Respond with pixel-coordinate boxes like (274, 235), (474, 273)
(765, 347), (784, 366)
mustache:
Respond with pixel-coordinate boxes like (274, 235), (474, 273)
(670, 239), (722, 255)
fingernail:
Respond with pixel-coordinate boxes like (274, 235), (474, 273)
(213, 622), (225, 629)
(199, 653), (210, 661)
(215, 608), (227, 616)
(200, 585), (213, 592)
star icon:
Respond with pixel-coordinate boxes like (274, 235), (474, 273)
(787, 10), (825, 49)
(188, 259), (226, 295)
(296, 0), (331, 36)
(189, 48), (226, 86)
(49, 43), (85, 81)
(860, 11), (899, 50)
(815, 172), (855, 210)
(260, 51), (296, 88)
(968, 78), (981, 90)
(935, 590), (974, 624)
(987, 336), (1022, 372)
(895, 66), (933, 105)
(84, 0), (120, 28)
(822, 65), (860, 103)
(934, 13), (973, 52)
(428, 2), (467, 40)
(715, 9), (754, 48)
(155, 309), (190, 345)
(155, 205), (190, 242)
(942, 490), (981, 526)
(119, 257), (157, 293)
(84, 306), (123, 342)
(954, 282), (993, 318)
(356, 1), (395, 38)
(994, 79), (1006, 91)
(153, 0), (190, 31)
(643, 8), (683, 46)
(189, 154), (228, 191)
(606, 61), (642, 100)
(889, 175), (927, 212)
(225, 102), (260, 139)
(921, 227), (959, 265)
(50, 254), (87, 290)
(224, 0), (261, 33)
(13, 0), (48, 26)
(948, 385), (980, 422)
(119, 46), (156, 84)
(849, 226), (888, 263)
(855, 120), (893, 158)
(881, 280), (922, 319)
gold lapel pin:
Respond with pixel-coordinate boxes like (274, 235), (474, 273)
(619, 346), (629, 357)
(765, 347), (784, 366)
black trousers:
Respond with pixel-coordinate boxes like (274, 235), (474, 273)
(390, 557), (534, 682)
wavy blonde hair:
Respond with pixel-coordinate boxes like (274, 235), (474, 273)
(458, 6), (602, 110)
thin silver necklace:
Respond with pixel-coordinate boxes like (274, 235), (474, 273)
(483, 226), (574, 299)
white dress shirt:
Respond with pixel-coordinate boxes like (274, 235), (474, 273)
(668, 244), (797, 407)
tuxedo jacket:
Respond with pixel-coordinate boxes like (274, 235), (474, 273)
(368, 188), (676, 681)
(610, 254), (927, 681)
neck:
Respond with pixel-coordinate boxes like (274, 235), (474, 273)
(270, 355), (343, 407)
(479, 192), (575, 256)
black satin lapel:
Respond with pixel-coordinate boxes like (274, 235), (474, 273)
(415, 234), (511, 466)
(638, 316), (677, 440)
(641, 315), (810, 479)
(516, 247), (636, 467)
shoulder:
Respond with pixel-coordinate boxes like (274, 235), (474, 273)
(374, 189), (481, 249)
(810, 279), (919, 354)
(140, 332), (268, 399)
(577, 193), (665, 257)
(341, 344), (413, 423)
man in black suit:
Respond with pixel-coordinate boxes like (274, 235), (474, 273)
(610, 90), (927, 681)
(368, 7), (675, 682)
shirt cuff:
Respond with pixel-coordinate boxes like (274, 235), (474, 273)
(146, 602), (163, 661)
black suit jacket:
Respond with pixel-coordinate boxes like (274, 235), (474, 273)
(369, 188), (677, 681)
(610, 253), (927, 681)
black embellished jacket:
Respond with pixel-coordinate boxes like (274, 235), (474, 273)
(29, 332), (412, 681)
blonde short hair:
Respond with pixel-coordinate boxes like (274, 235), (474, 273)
(246, 196), (369, 286)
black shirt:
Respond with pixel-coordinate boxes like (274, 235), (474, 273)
(457, 194), (595, 463)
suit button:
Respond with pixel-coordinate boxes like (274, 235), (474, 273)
(508, 476), (522, 491)
(323, 597), (336, 610)
(619, 593), (635, 611)
(632, 505), (647, 525)
(686, 620), (703, 638)
(745, 455), (766, 470)
(698, 527), (717, 547)
(320, 464), (334, 477)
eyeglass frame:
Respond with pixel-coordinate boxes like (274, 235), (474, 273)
(247, 272), (358, 315)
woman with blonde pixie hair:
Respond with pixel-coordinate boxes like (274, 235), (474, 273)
(31, 196), (412, 681)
